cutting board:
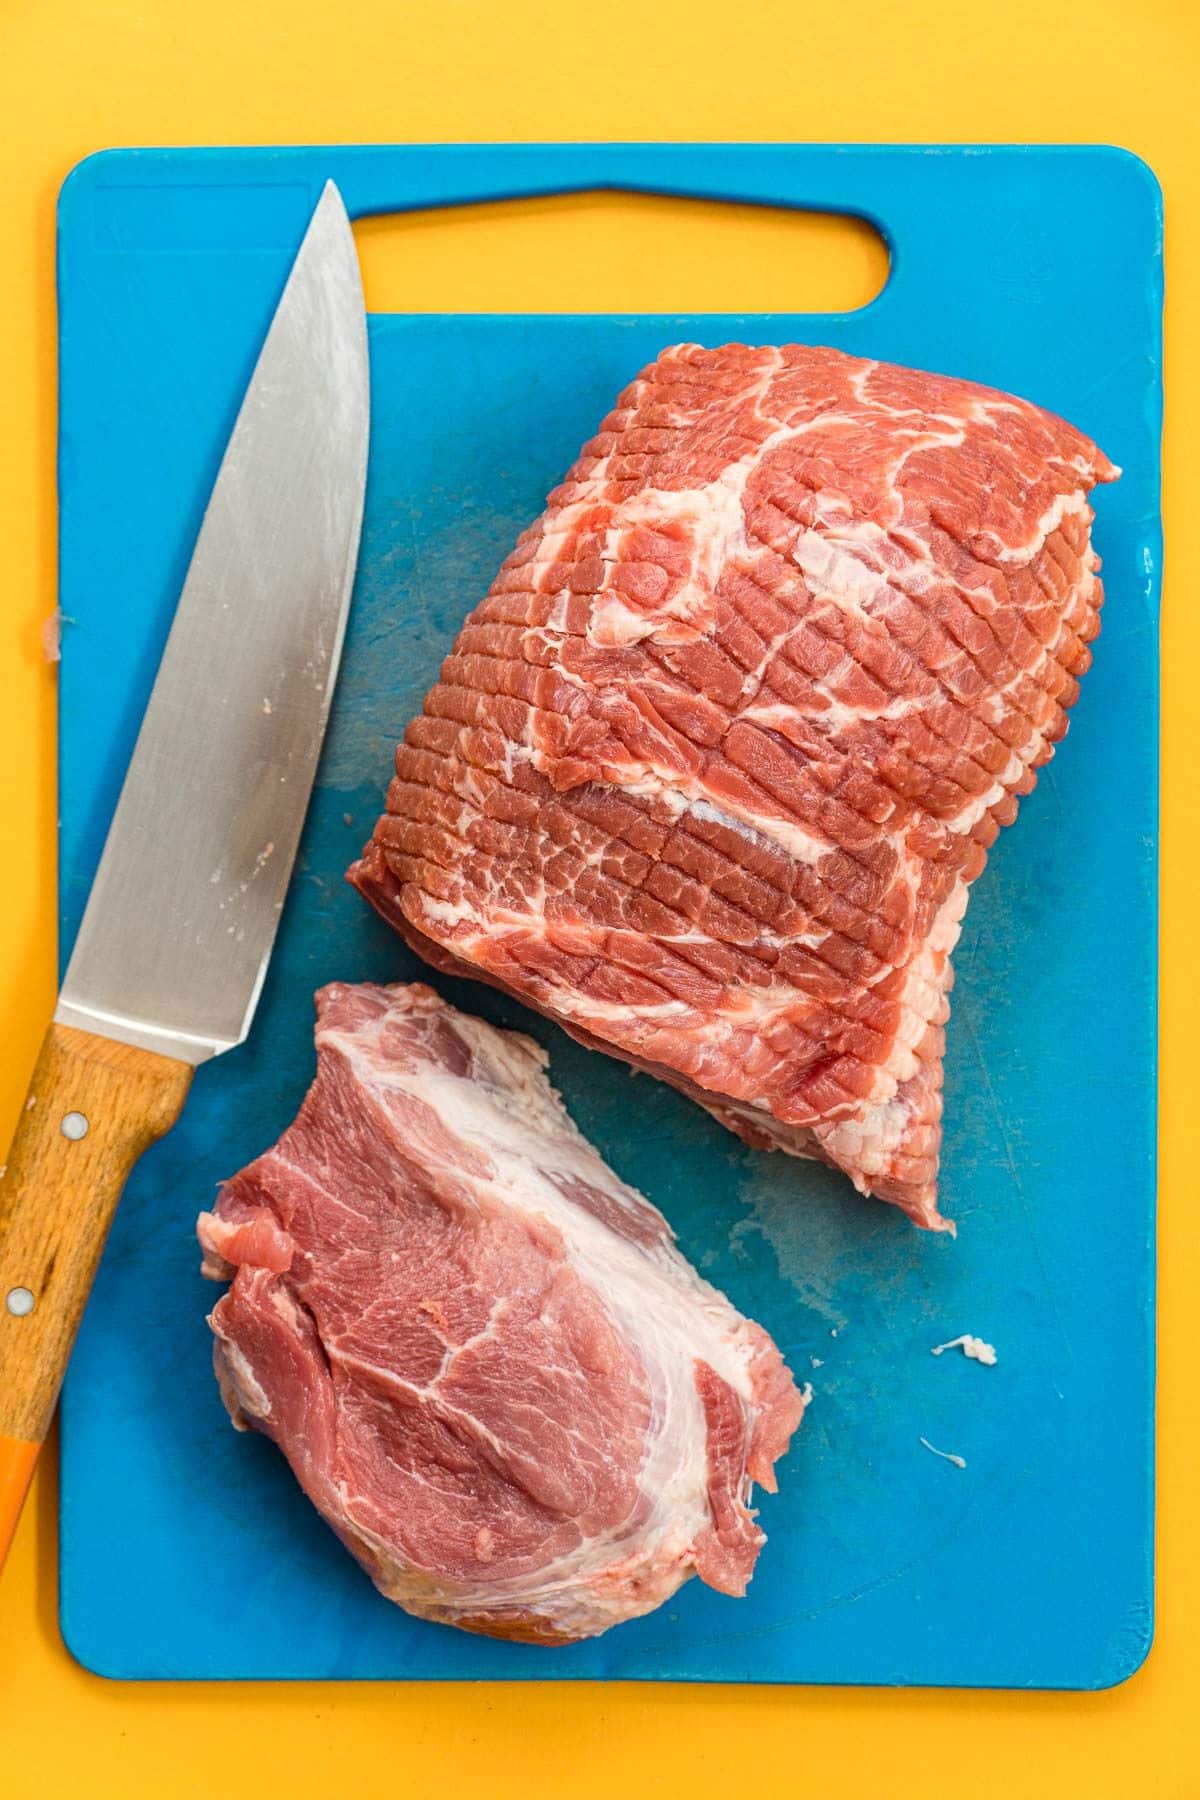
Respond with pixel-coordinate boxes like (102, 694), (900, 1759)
(54, 144), (1160, 1686)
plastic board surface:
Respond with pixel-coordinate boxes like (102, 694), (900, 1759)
(55, 143), (1160, 1685)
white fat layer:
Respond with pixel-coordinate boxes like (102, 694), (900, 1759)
(218, 1339), (272, 1421)
(945, 752), (1025, 836)
(988, 488), (1090, 563)
(588, 481), (749, 647)
(538, 759), (835, 870)
(684, 795), (831, 866)
(790, 526), (894, 626)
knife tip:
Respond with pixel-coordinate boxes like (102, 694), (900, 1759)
(317, 177), (349, 218)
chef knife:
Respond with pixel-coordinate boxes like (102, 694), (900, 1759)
(0, 180), (369, 1568)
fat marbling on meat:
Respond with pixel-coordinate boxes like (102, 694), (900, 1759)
(350, 343), (1119, 1230)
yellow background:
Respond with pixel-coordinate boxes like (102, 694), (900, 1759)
(2, 1), (1195, 1793)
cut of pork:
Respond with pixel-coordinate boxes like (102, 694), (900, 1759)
(198, 981), (804, 1644)
(349, 343), (1119, 1230)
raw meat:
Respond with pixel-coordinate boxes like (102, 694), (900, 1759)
(349, 344), (1118, 1230)
(198, 981), (804, 1644)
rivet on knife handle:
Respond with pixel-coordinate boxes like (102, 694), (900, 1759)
(0, 1023), (191, 1567)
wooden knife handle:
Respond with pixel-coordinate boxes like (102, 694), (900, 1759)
(0, 1022), (192, 1567)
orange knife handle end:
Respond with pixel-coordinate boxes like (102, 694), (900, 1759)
(0, 1436), (39, 1570)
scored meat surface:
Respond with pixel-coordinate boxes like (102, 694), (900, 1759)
(198, 981), (804, 1644)
(350, 343), (1118, 1230)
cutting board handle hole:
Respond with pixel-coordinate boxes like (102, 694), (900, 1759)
(354, 191), (889, 316)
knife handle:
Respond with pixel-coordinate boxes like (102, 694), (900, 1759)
(0, 1022), (192, 1569)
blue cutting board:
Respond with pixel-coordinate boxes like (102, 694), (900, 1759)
(54, 144), (1160, 1686)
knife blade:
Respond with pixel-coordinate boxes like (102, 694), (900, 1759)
(0, 181), (368, 1567)
(58, 180), (368, 1061)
